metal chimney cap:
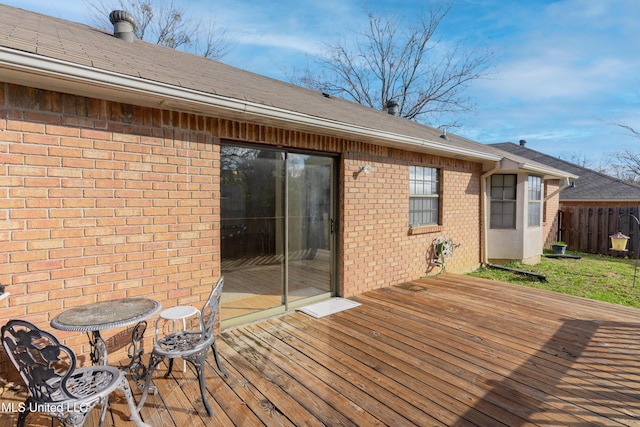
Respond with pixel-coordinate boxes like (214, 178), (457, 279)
(109, 10), (136, 42)
(109, 10), (136, 26)
(386, 100), (398, 116)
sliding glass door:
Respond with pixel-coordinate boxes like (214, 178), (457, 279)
(220, 144), (335, 325)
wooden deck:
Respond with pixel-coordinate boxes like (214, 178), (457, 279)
(3, 273), (640, 426)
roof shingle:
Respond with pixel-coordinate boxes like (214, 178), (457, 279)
(0, 4), (495, 159)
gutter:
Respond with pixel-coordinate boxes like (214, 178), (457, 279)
(519, 162), (578, 180)
(544, 177), (574, 202)
(0, 47), (501, 162)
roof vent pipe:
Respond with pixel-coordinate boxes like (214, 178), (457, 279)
(386, 100), (398, 116)
(109, 10), (136, 42)
(519, 139), (527, 147)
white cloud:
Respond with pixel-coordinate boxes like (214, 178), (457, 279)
(230, 31), (325, 56)
(211, 0), (360, 56)
(456, 0), (640, 156)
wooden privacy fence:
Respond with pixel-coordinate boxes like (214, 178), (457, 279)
(560, 206), (640, 256)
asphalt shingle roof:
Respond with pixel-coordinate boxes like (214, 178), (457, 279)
(0, 4), (496, 159)
(490, 142), (640, 202)
(0, 4), (578, 181)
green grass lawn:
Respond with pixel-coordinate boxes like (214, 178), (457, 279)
(467, 251), (640, 309)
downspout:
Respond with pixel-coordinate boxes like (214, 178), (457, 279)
(544, 176), (573, 202)
(481, 163), (500, 266)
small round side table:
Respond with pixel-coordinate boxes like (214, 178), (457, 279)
(155, 305), (201, 371)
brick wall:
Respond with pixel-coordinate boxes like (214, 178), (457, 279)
(0, 84), (222, 376)
(0, 83), (484, 377)
(341, 151), (482, 297)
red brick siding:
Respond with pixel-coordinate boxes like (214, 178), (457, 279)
(341, 152), (482, 297)
(1, 85), (221, 372)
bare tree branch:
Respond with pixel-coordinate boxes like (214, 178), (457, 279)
(288, 4), (493, 128)
(609, 148), (640, 184)
(604, 122), (640, 184)
(617, 123), (640, 138)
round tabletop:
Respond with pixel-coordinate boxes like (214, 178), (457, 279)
(51, 298), (162, 332)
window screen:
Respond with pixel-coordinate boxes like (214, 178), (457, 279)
(528, 175), (542, 227)
(409, 166), (440, 227)
(490, 174), (517, 229)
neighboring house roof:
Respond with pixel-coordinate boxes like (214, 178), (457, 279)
(480, 143), (578, 180)
(0, 4), (572, 180)
(490, 142), (640, 202)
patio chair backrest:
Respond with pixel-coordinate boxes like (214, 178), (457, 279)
(200, 276), (224, 341)
(1, 319), (76, 403)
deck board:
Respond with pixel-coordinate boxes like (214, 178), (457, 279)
(3, 273), (640, 426)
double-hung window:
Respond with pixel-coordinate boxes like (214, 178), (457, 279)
(409, 166), (440, 227)
(528, 175), (542, 227)
(490, 174), (516, 229)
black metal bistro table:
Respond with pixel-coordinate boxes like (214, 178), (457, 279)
(51, 297), (161, 386)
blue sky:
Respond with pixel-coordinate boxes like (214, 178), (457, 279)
(5, 0), (640, 163)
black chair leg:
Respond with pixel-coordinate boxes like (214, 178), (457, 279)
(193, 353), (213, 416)
(16, 398), (31, 427)
(164, 358), (174, 377)
(211, 341), (229, 378)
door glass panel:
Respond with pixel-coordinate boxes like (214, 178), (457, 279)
(287, 154), (332, 302)
(220, 145), (334, 324)
(220, 146), (285, 320)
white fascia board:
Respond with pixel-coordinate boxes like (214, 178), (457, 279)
(518, 162), (579, 180)
(0, 47), (500, 162)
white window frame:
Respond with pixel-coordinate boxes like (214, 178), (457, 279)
(409, 166), (440, 227)
(490, 174), (517, 229)
(528, 175), (542, 227)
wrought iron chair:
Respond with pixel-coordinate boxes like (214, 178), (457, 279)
(1, 319), (149, 427)
(137, 276), (229, 416)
